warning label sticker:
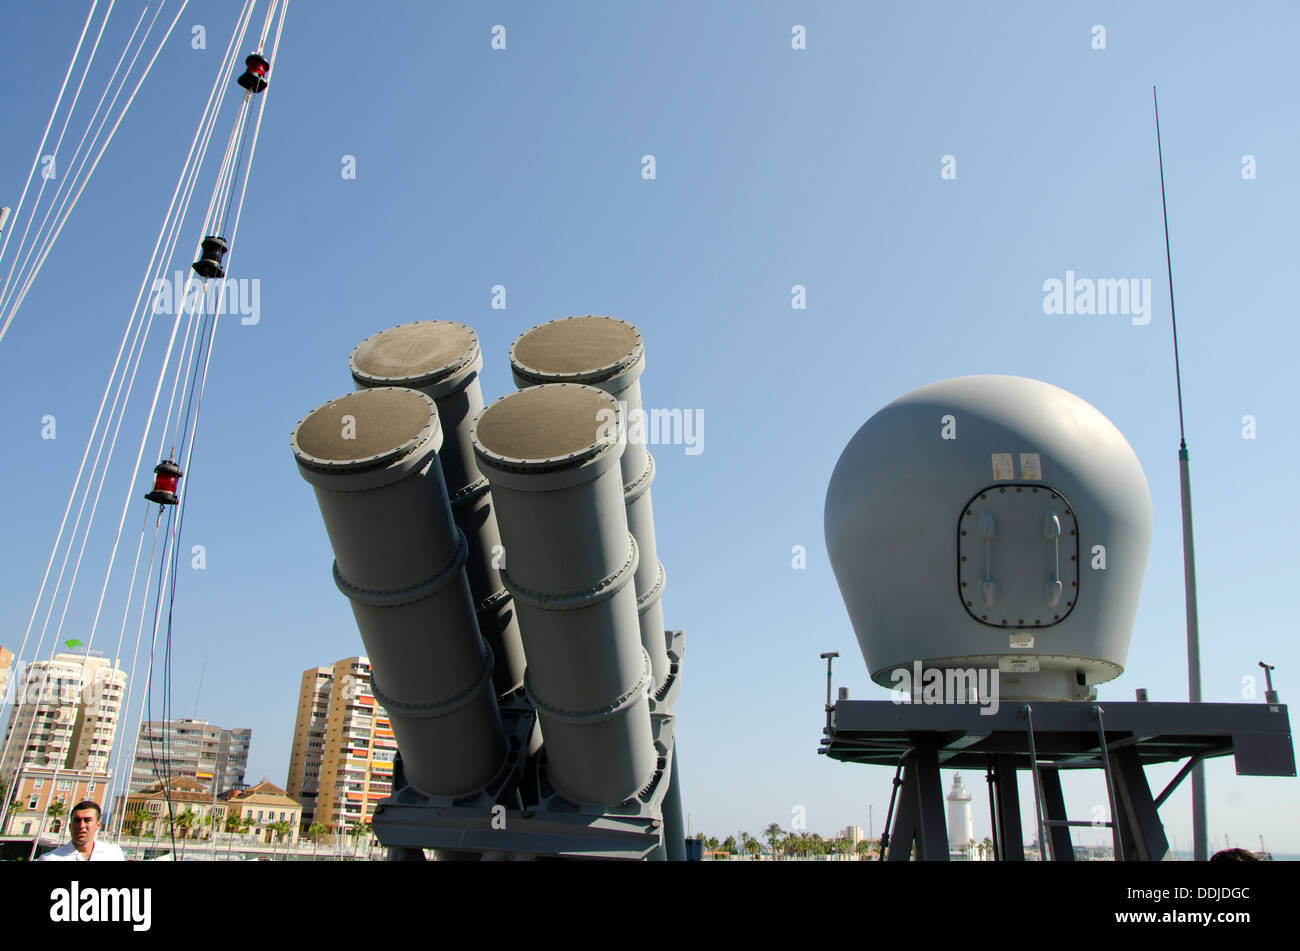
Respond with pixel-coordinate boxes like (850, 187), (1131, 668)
(991, 453), (1014, 480)
(1020, 453), (1042, 480)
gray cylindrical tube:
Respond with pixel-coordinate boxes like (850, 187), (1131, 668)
(472, 384), (655, 805)
(349, 321), (526, 696)
(292, 386), (507, 797)
(510, 316), (670, 692)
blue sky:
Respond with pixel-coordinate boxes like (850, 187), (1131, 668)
(1, 1), (1296, 853)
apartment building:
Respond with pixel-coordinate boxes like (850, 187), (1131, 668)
(128, 718), (252, 793)
(0, 651), (127, 786)
(0, 646), (13, 706)
(285, 666), (331, 823)
(286, 657), (395, 833)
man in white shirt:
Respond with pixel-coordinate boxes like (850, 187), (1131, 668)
(37, 799), (126, 861)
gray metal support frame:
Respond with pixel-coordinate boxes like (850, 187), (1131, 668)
(912, 736), (950, 860)
(884, 739), (950, 861)
(1038, 768), (1075, 861)
(994, 755), (1024, 861)
(820, 698), (1293, 861)
(1111, 744), (1171, 861)
(886, 769), (917, 861)
(661, 747), (686, 861)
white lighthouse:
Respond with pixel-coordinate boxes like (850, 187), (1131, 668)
(947, 772), (974, 857)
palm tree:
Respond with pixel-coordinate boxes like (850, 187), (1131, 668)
(345, 822), (362, 859)
(856, 838), (872, 861)
(307, 821), (328, 860)
(123, 809), (148, 838)
(240, 814), (259, 854)
(174, 808), (199, 858)
(740, 832), (758, 859)
(268, 819), (290, 860)
(224, 812), (244, 861)
(5, 797), (21, 834)
(763, 823), (784, 860)
(45, 799), (66, 842)
(980, 836), (994, 862)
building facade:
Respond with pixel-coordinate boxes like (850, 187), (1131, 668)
(222, 779), (302, 844)
(128, 718), (251, 794)
(115, 776), (300, 846)
(0, 646), (13, 707)
(2, 765), (105, 837)
(0, 651), (127, 787)
(285, 666), (331, 823)
(286, 657), (395, 833)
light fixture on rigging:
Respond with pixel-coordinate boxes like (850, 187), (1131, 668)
(192, 235), (229, 279)
(144, 459), (183, 506)
(236, 53), (271, 93)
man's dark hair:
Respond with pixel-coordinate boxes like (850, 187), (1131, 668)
(1209, 847), (1258, 862)
(70, 799), (102, 821)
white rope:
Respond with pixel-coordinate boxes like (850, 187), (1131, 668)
(92, 1), (259, 828)
(109, 0), (287, 843)
(78, 0), (254, 660)
(0, 0), (191, 346)
(0, 3), (151, 326)
(0, 0), (252, 828)
(0, 4), (240, 736)
(256, 0), (279, 52)
(0, 0), (124, 323)
(0, 0), (98, 293)
(98, 505), (152, 832)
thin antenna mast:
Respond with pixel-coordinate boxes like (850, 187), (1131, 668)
(1154, 85), (1206, 862)
(193, 652), (208, 718)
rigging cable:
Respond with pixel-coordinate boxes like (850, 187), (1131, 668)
(0, 1), (191, 346)
(0, 0), (252, 836)
(0, 0), (99, 299)
(0, 1), (140, 326)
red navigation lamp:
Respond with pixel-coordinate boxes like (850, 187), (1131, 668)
(236, 53), (270, 93)
(192, 235), (228, 280)
(145, 459), (183, 506)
